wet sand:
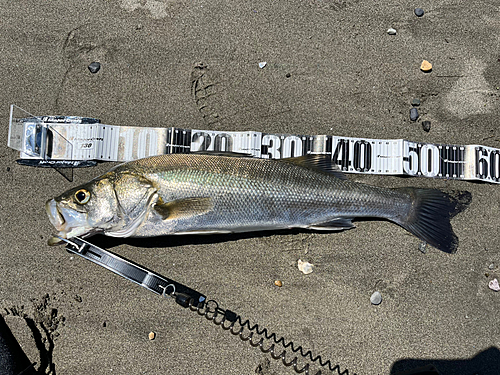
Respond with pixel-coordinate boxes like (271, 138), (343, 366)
(1, 1), (499, 374)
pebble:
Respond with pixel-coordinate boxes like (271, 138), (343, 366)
(370, 291), (382, 305)
(88, 62), (101, 74)
(258, 62), (267, 69)
(274, 280), (283, 287)
(488, 263), (495, 270)
(422, 120), (431, 132)
(420, 60), (432, 72)
(297, 259), (314, 275)
(387, 28), (397, 35)
(411, 98), (421, 106)
(489, 278), (500, 292)
(414, 8), (424, 17)
(285, 72), (291, 78)
(410, 108), (419, 121)
(148, 331), (156, 340)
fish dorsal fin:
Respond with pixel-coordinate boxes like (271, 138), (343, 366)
(279, 155), (347, 180)
(154, 197), (213, 220)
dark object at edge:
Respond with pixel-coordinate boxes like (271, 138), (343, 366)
(0, 315), (36, 375)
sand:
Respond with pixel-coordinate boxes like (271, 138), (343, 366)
(1, 1), (499, 374)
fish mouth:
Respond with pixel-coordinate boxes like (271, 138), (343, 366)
(46, 199), (65, 231)
(45, 199), (91, 246)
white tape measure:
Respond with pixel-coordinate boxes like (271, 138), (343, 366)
(7, 104), (500, 183)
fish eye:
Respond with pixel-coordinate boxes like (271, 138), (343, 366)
(74, 189), (91, 204)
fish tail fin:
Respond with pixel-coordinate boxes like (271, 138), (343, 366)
(392, 188), (472, 253)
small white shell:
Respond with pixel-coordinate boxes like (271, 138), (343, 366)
(258, 61), (267, 69)
(297, 259), (314, 274)
(488, 278), (500, 292)
(387, 28), (397, 35)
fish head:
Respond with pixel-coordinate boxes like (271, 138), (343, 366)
(46, 176), (118, 245)
(46, 172), (158, 245)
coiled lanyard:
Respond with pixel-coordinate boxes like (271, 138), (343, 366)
(58, 236), (355, 375)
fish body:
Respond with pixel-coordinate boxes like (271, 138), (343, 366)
(46, 154), (471, 253)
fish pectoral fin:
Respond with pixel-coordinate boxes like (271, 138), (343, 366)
(307, 218), (355, 231)
(154, 197), (213, 220)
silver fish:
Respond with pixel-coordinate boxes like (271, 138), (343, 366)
(46, 154), (471, 253)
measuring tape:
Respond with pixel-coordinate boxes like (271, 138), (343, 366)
(8, 105), (500, 183)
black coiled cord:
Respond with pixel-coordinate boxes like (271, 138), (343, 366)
(172, 293), (356, 375)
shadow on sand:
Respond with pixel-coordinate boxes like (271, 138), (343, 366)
(390, 346), (500, 375)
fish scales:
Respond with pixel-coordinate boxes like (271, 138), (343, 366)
(118, 154), (408, 235)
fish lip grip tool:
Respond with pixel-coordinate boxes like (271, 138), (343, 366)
(57, 236), (206, 306)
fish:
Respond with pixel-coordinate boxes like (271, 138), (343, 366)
(46, 153), (472, 253)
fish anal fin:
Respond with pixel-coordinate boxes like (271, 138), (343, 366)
(154, 197), (213, 220)
(308, 218), (355, 231)
(280, 155), (347, 180)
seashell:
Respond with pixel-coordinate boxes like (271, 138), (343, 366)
(488, 278), (500, 292)
(297, 259), (313, 274)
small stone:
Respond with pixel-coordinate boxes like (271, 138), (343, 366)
(6, 167), (10, 172)
(410, 108), (419, 121)
(422, 120), (431, 132)
(274, 280), (283, 287)
(488, 263), (495, 270)
(285, 72), (291, 78)
(297, 259), (314, 274)
(414, 8), (424, 17)
(258, 62), (267, 69)
(418, 241), (427, 253)
(387, 28), (397, 35)
(370, 291), (382, 305)
(420, 60), (432, 72)
(135, 24), (143, 30)
(88, 62), (101, 74)
(488, 278), (500, 292)
(148, 331), (156, 340)
(103, 321), (107, 327)
(411, 98), (421, 106)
